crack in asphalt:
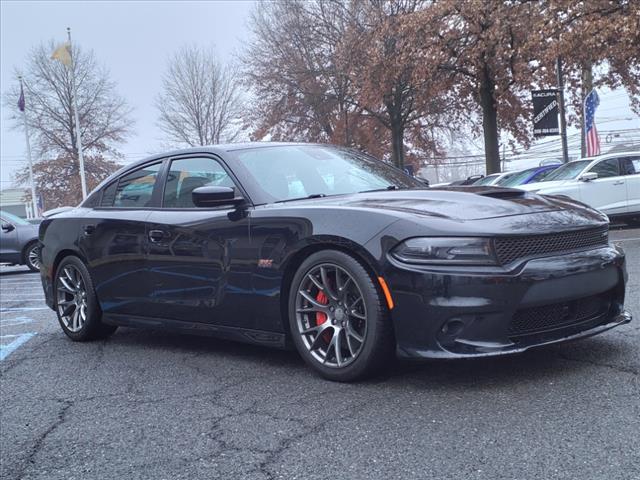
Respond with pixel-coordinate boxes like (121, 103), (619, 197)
(12, 399), (73, 480)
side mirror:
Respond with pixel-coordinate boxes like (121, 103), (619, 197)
(192, 186), (244, 208)
(1, 222), (15, 233)
(579, 172), (598, 182)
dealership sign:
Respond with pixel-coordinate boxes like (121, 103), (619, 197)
(532, 89), (559, 136)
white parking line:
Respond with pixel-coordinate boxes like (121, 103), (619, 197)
(612, 237), (640, 242)
(0, 333), (36, 361)
(0, 316), (34, 327)
(0, 307), (49, 313)
(0, 297), (45, 300)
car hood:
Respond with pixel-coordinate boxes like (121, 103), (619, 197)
(517, 180), (572, 192)
(269, 187), (574, 222)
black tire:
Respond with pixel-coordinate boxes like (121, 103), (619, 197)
(24, 241), (40, 272)
(54, 256), (117, 341)
(288, 250), (394, 382)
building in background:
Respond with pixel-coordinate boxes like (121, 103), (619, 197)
(0, 187), (36, 219)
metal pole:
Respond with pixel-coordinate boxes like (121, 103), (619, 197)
(556, 57), (569, 164)
(67, 27), (88, 199)
(19, 77), (39, 218)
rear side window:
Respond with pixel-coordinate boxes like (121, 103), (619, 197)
(101, 163), (162, 208)
(621, 157), (640, 175)
(100, 182), (118, 206)
(589, 158), (619, 178)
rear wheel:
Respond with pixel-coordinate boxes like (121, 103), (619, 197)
(24, 242), (40, 272)
(288, 250), (394, 382)
(55, 256), (117, 341)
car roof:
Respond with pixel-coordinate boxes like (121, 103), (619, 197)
(570, 151), (640, 163)
(125, 142), (319, 170)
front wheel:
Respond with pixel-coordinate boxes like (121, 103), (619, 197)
(288, 250), (394, 382)
(55, 256), (117, 341)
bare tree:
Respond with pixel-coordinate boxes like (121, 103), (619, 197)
(156, 45), (243, 146)
(4, 41), (133, 206)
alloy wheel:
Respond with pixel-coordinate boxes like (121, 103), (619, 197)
(27, 245), (40, 270)
(56, 265), (88, 333)
(295, 263), (368, 368)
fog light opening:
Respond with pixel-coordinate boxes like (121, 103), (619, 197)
(441, 318), (465, 337)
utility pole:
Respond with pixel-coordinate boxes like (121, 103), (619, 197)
(556, 57), (569, 164)
(67, 27), (88, 199)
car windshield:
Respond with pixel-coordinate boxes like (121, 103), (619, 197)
(542, 160), (591, 181)
(498, 168), (547, 187)
(473, 174), (500, 185)
(231, 145), (422, 203)
(494, 171), (521, 186)
(0, 210), (29, 225)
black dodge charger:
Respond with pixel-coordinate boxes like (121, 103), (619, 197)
(39, 143), (632, 381)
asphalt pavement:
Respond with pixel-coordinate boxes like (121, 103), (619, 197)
(1, 228), (639, 480)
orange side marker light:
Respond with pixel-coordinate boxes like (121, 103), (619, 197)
(377, 277), (394, 310)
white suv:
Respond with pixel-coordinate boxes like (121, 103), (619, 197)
(518, 151), (640, 226)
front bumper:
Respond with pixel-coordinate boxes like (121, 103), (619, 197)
(384, 245), (631, 359)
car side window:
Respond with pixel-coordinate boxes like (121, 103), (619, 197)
(589, 158), (620, 179)
(621, 157), (640, 175)
(163, 157), (235, 208)
(101, 162), (162, 208)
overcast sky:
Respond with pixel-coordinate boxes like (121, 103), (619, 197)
(1, 0), (638, 189)
(1, 0), (255, 187)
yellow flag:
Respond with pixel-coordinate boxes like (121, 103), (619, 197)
(51, 42), (72, 67)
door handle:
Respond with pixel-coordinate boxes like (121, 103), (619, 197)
(83, 225), (95, 235)
(148, 230), (167, 242)
(613, 180), (624, 185)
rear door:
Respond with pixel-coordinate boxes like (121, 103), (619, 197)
(79, 161), (164, 317)
(620, 156), (640, 214)
(578, 157), (628, 215)
(144, 155), (254, 326)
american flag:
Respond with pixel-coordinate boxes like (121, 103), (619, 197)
(584, 89), (600, 156)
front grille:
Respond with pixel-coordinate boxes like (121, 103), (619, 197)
(494, 226), (608, 265)
(508, 292), (611, 336)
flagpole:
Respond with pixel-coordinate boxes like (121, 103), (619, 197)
(18, 76), (39, 218)
(67, 27), (88, 199)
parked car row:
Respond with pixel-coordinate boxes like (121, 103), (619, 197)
(440, 151), (639, 226)
(518, 152), (640, 225)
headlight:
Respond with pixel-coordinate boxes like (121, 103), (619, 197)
(391, 237), (497, 265)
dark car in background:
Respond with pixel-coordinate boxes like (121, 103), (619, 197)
(0, 210), (41, 271)
(38, 143), (631, 381)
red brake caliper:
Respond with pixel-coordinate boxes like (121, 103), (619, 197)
(315, 291), (334, 344)
(315, 291), (328, 325)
